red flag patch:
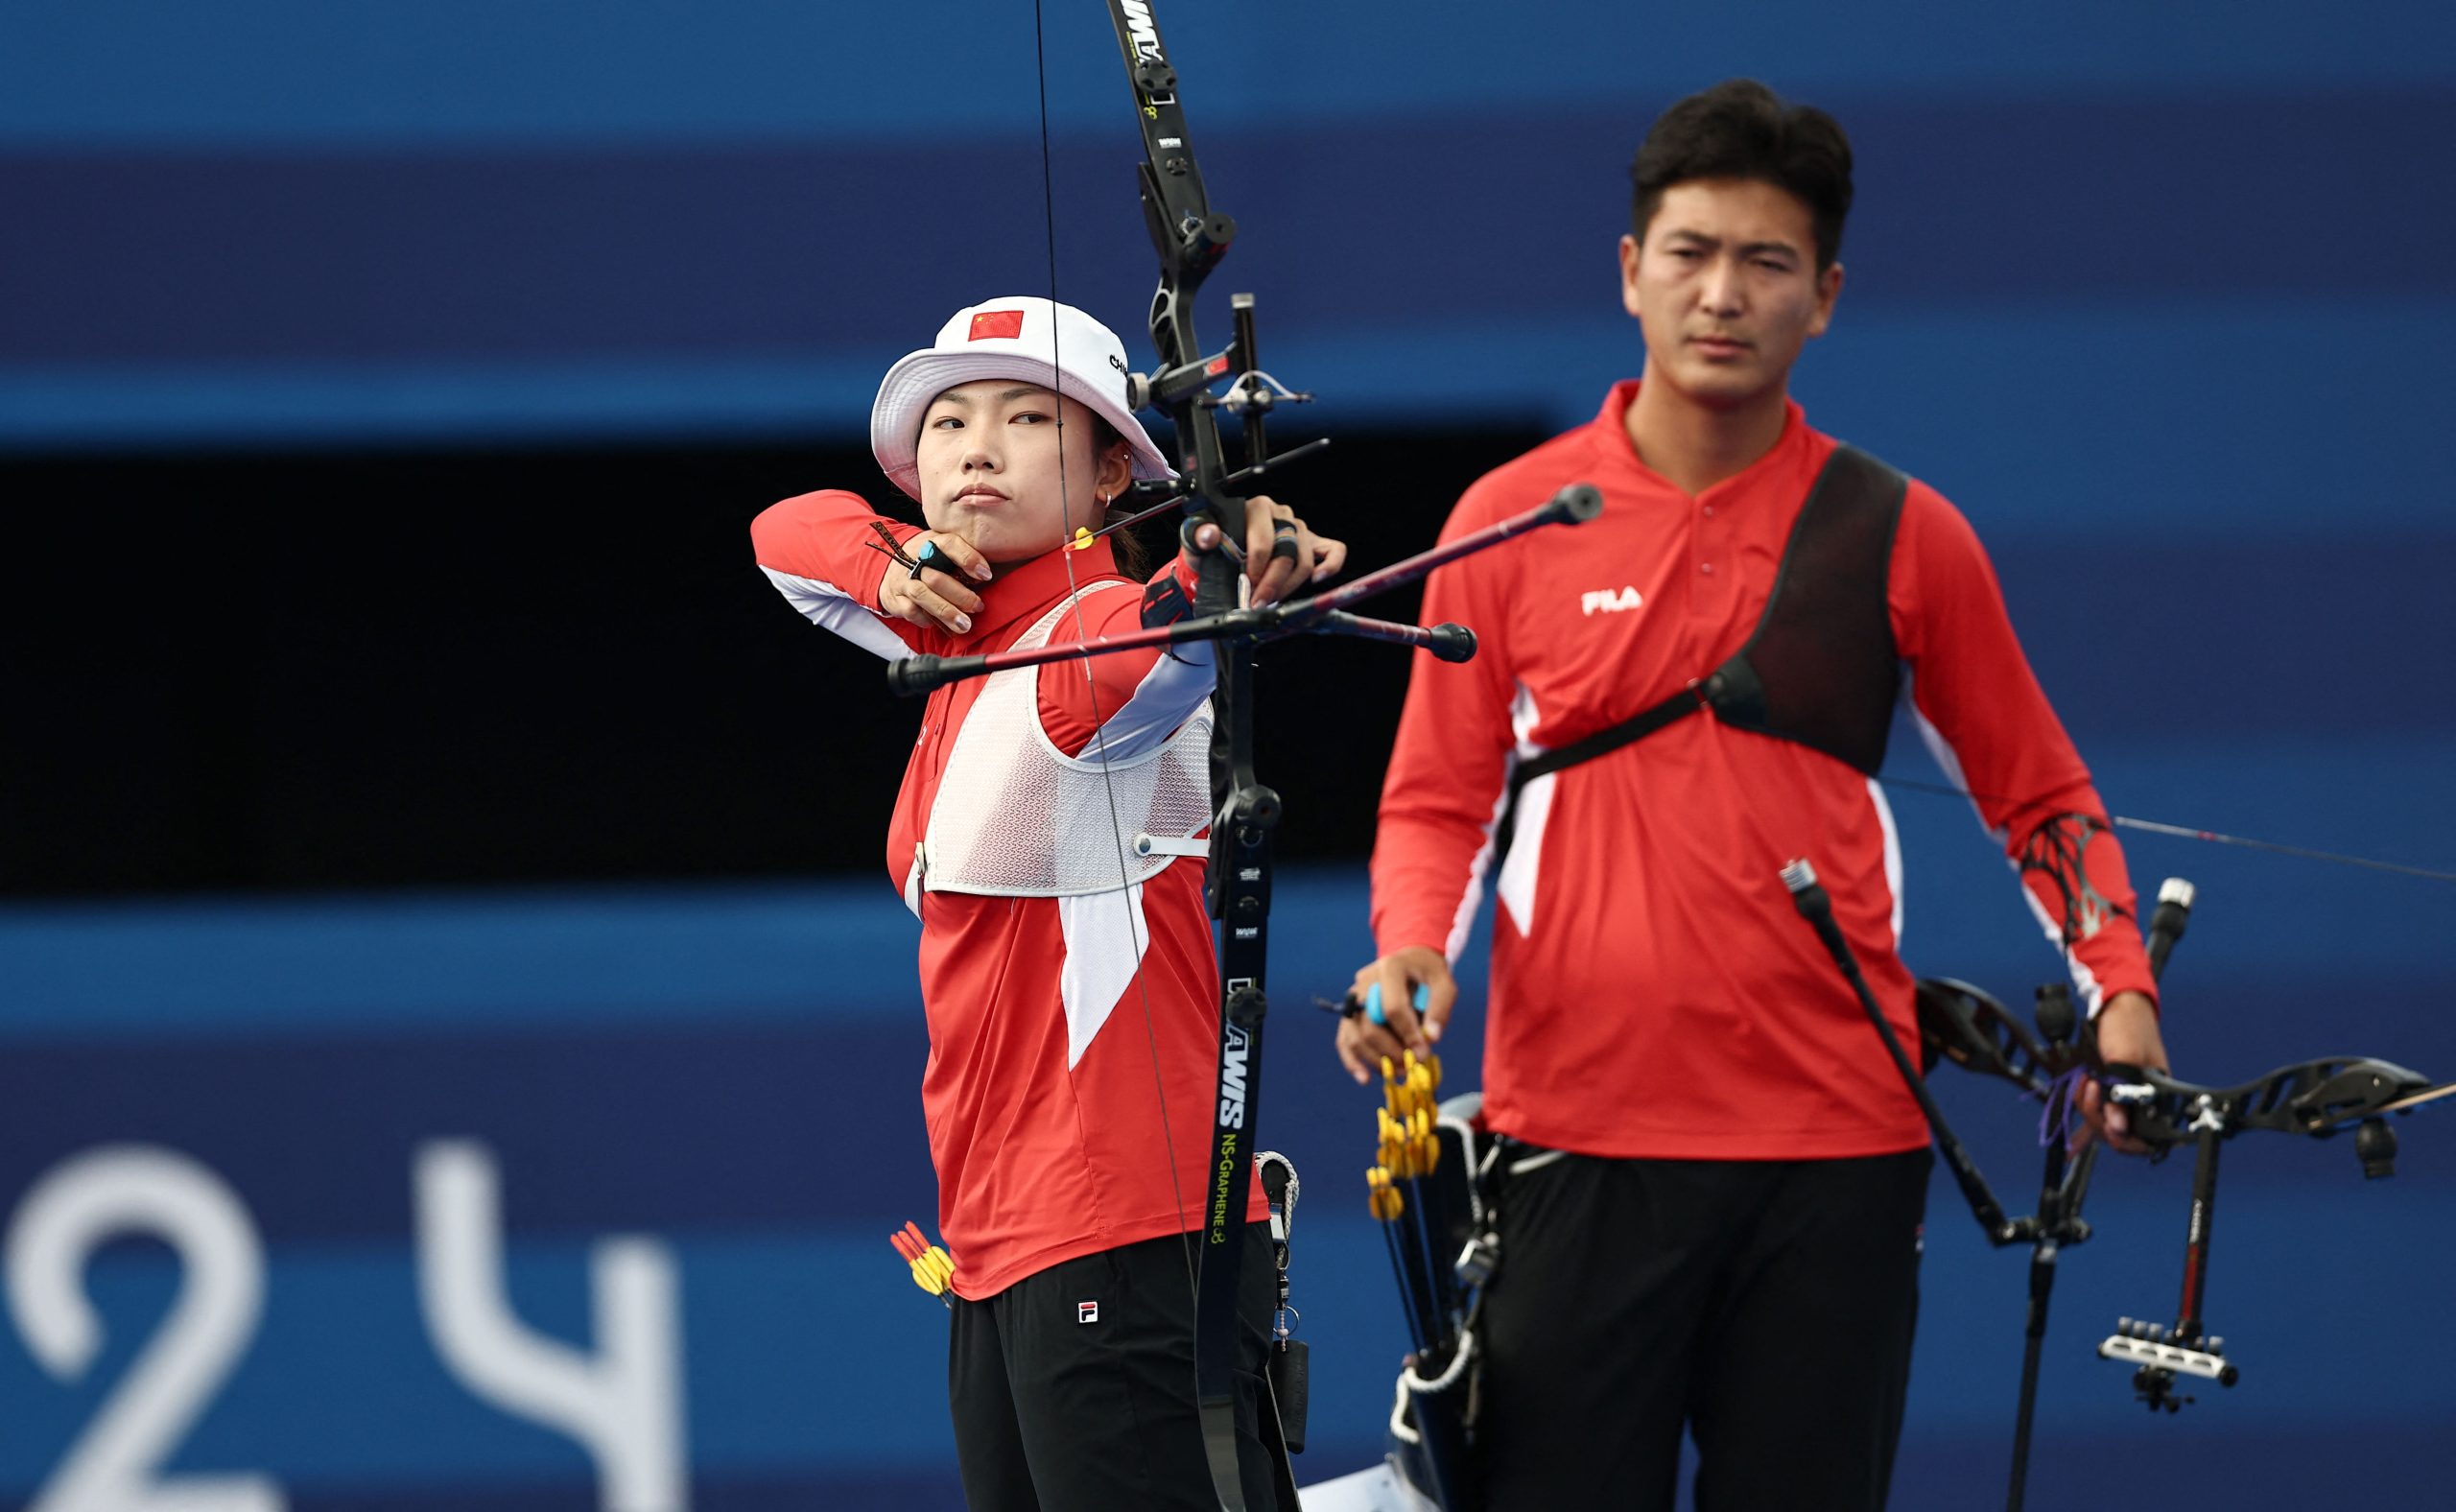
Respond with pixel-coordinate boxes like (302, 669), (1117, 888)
(968, 310), (1027, 342)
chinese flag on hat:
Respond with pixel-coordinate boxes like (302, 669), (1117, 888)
(968, 310), (1027, 341)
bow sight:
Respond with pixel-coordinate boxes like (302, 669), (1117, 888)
(1783, 863), (2447, 1511)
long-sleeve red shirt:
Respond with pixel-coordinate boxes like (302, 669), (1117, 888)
(753, 490), (1261, 1297)
(1373, 383), (2157, 1160)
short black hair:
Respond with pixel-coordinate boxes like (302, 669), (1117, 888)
(1631, 79), (1853, 272)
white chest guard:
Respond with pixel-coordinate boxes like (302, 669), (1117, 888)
(915, 585), (1214, 899)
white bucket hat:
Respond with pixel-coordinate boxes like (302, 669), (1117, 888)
(870, 296), (1176, 501)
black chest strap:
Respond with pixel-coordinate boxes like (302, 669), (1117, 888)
(1490, 443), (1909, 865)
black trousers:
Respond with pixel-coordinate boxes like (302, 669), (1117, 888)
(948, 1224), (1286, 1511)
(1477, 1147), (1932, 1512)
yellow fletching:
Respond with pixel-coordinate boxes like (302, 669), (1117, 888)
(894, 1221), (956, 1296)
(1068, 526), (1096, 552)
(1368, 1167), (1399, 1219)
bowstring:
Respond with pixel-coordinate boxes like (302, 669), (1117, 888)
(1878, 773), (2456, 884)
(1031, 0), (1199, 1297)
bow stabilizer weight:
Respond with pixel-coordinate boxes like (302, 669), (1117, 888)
(2094, 1046), (2446, 1412)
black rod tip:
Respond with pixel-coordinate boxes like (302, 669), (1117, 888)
(887, 654), (978, 697)
(1548, 484), (1604, 524)
(1427, 623), (1477, 662)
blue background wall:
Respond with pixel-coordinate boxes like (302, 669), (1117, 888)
(4, 0), (2453, 1506)
(6, 862), (2454, 1509)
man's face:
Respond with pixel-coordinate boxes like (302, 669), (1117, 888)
(913, 381), (1128, 563)
(1619, 177), (1842, 410)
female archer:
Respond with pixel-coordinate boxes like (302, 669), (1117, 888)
(750, 295), (1341, 1509)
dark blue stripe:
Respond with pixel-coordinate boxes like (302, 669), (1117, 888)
(0, 142), (1058, 364)
(265, 1472), (967, 1512)
(5, 89), (2449, 366)
(1983, 532), (2456, 740)
(1895, 1421), (2454, 1506)
(0, 1021), (936, 1242)
(0, 883), (921, 1034)
(21, 1422), (2439, 1512)
(6, 1406), (2445, 1511)
(2, 1473), (972, 1512)
(7, 0), (2443, 147)
(1, 966), (2444, 1251)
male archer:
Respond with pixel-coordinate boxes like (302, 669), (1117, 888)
(1337, 81), (2175, 1509)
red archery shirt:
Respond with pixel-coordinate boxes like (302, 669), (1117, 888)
(753, 491), (1262, 1298)
(1373, 383), (2157, 1160)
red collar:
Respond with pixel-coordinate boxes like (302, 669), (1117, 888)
(957, 533), (1127, 644)
(1592, 379), (1811, 501)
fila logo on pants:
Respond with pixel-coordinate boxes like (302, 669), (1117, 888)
(1581, 586), (1644, 615)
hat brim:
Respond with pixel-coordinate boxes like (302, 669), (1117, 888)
(870, 349), (1176, 501)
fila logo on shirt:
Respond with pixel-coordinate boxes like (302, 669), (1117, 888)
(1078, 1300), (1099, 1325)
(1581, 586), (1644, 615)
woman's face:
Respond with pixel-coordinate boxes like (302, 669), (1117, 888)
(913, 381), (1130, 564)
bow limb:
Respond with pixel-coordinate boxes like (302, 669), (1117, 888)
(1015, 10), (1589, 1501)
(1041, 4), (1269, 1507)
(1098, 7), (1272, 1506)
